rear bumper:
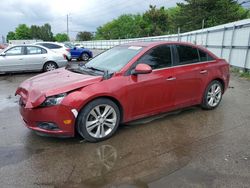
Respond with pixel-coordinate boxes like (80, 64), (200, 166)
(19, 104), (76, 137)
(57, 59), (68, 68)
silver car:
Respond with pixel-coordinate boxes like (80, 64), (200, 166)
(35, 42), (72, 61)
(0, 44), (68, 73)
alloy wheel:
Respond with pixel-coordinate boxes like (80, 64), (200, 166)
(85, 104), (117, 139)
(45, 63), (57, 71)
(207, 83), (222, 107)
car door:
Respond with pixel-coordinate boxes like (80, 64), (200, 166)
(0, 46), (25, 72)
(172, 45), (210, 108)
(22, 46), (48, 71)
(126, 45), (176, 118)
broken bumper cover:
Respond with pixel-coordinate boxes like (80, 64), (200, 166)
(19, 104), (76, 137)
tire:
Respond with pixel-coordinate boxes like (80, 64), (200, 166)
(43, 62), (58, 72)
(201, 80), (223, 110)
(81, 52), (90, 61)
(77, 98), (120, 142)
(66, 57), (72, 62)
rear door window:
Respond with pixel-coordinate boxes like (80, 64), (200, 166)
(26, 46), (46, 55)
(198, 49), (214, 62)
(175, 45), (199, 65)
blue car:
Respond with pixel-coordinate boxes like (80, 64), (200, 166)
(64, 43), (93, 61)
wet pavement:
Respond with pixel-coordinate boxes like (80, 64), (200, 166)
(0, 72), (250, 188)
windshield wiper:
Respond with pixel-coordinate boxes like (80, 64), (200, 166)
(85, 66), (105, 72)
(85, 65), (113, 80)
(67, 66), (97, 76)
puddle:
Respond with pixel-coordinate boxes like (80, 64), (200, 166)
(0, 145), (44, 168)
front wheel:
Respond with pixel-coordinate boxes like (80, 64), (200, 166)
(77, 98), (120, 142)
(201, 80), (223, 110)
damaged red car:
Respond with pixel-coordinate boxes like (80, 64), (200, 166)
(16, 42), (230, 142)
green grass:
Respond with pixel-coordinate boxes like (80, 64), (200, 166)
(239, 72), (250, 79)
(230, 67), (250, 80)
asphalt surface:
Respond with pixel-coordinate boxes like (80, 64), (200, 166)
(0, 68), (250, 187)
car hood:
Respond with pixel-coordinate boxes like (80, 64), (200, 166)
(16, 68), (103, 108)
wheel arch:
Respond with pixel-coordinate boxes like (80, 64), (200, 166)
(210, 78), (225, 93)
(77, 95), (124, 123)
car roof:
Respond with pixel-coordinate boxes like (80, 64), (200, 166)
(120, 41), (201, 47)
(3, 44), (51, 51)
(120, 41), (218, 59)
(35, 42), (64, 46)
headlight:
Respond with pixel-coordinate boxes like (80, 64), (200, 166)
(40, 93), (67, 107)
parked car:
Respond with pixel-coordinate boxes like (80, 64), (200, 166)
(0, 43), (8, 50)
(35, 42), (71, 61)
(64, 42), (93, 61)
(0, 44), (67, 73)
(16, 41), (229, 142)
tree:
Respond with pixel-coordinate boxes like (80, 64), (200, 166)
(15, 24), (31, 39)
(175, 0), (249, 32)
(76, 31), (93, 41)
(141, 5), (169, 36)
(6, 31), (16, 42)
(54, 33), (69, 42)
(96, 14), (147, 39)
(40, 24), (54, 41)
(30, 25), (40, 39)
(95, 6), (169, 39)
(30, 24), (54, 41)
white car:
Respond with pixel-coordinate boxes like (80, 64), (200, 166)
(35, 42), (71, 61)
(0, 44), (68, 73)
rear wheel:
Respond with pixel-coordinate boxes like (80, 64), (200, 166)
(43, 62), (58, 72)
(77, 98), (120, 142)
(81, 52), (90, 61)
(201, 80), (223, 110)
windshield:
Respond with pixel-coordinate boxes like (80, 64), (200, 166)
(85, 46), (144, 73)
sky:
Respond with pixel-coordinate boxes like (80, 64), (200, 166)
(0, 0), (182, 40)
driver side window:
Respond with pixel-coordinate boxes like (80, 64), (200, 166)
(5, 47), (24, 56)
(136, 45), (172, 70)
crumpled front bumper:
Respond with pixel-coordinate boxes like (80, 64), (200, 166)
(19, 104), (76, 137)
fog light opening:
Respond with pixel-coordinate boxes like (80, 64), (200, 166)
(37, 122), (60, 131)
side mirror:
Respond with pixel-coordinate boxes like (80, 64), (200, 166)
(0, 52), (6, 56)
(73, 47), (77, 50)
(131, 63), (152, 75)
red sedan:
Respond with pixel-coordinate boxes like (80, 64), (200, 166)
(16, 42), (230, 142)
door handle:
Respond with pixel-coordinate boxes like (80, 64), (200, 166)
(166, 77), (176, 81)
(200, 70), (208, 74)
(19, 58), (23, 60)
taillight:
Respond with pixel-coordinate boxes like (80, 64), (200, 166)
(66, 48), (70, 52)
(63, 54), (67, 59)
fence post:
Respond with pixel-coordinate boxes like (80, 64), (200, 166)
(220, 27), (226, 58)
(228, 25), (236, 64)
(178, 27), (180, 41)
(205, 30), (209, 47)
(194, 32), (197, 44)
(244, 31), (250, 70)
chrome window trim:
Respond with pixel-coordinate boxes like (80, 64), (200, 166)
(152, 60), (215, 72)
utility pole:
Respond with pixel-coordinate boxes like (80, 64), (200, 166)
(67, 14), (69, 37)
